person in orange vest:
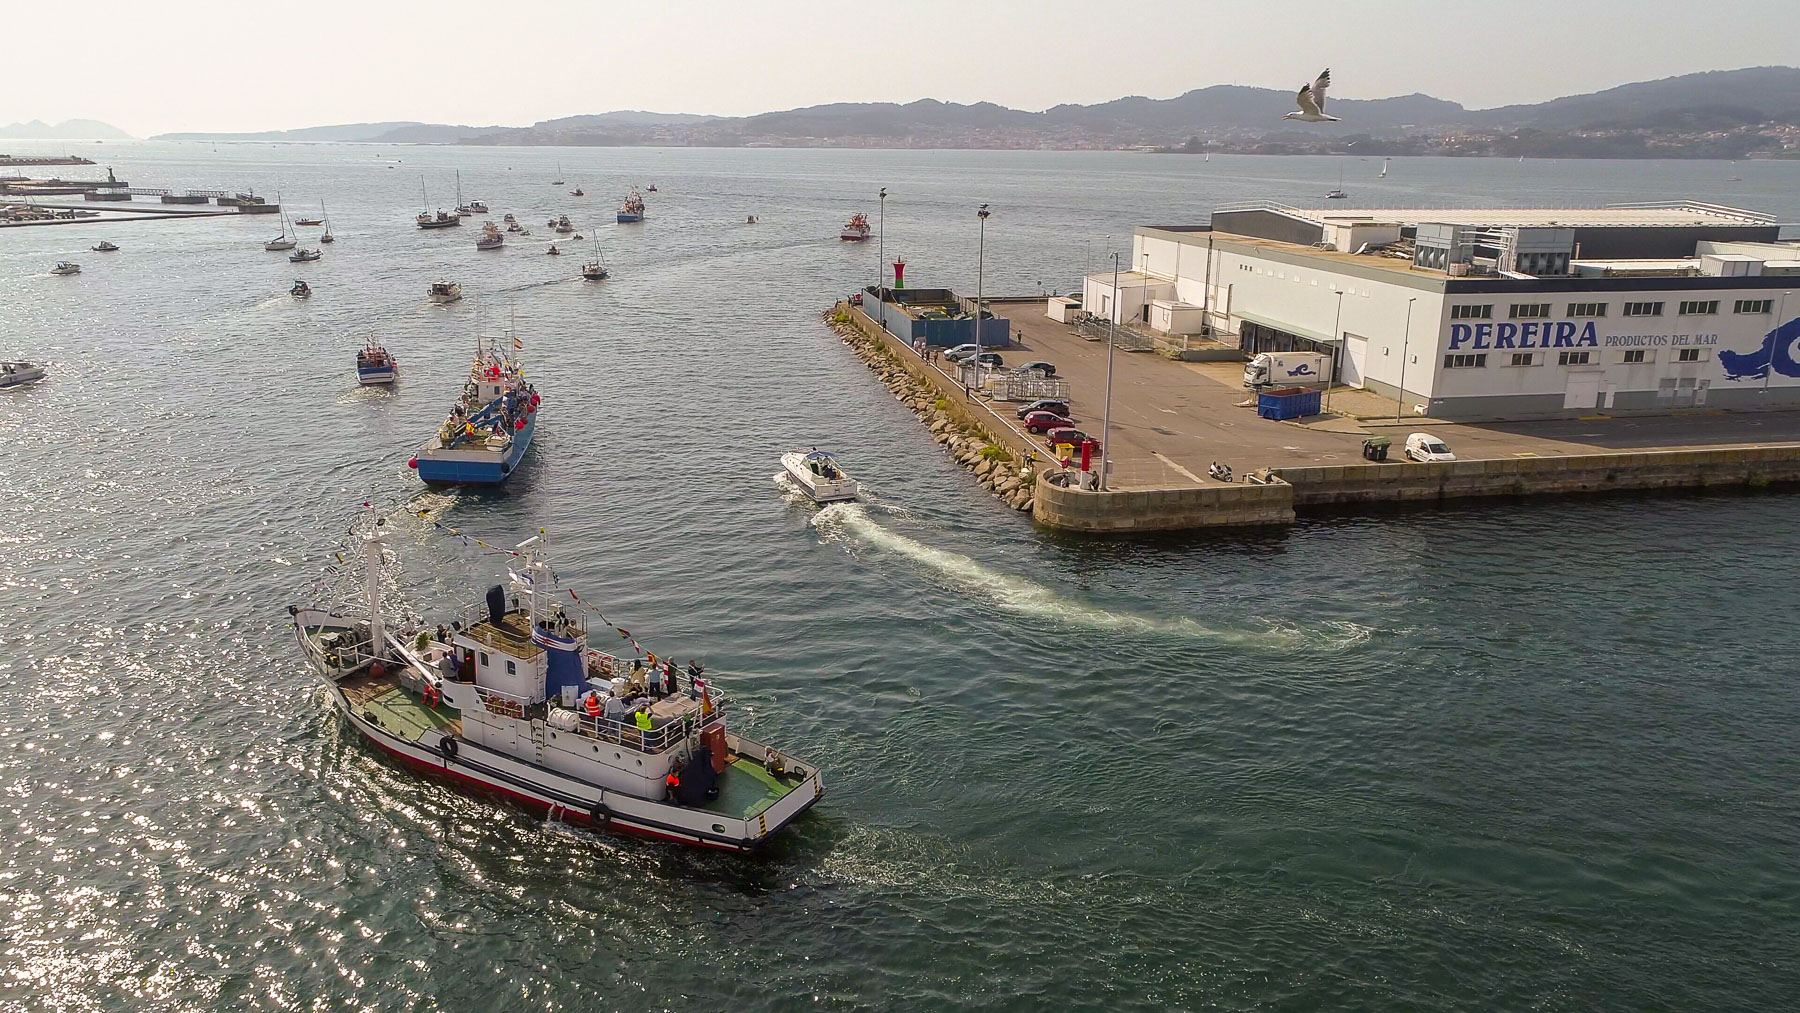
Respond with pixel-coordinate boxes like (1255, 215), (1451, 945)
(665, 767), (680, 802)
(584, 691), (602, 719)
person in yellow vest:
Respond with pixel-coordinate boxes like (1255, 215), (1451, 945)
(633, 701), (655, 745)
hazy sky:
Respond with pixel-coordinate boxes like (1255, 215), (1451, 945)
(9, 0), (1799, 136)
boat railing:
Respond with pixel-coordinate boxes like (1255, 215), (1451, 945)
(471, 682), (538, 720)
(561, 695), (726, 755)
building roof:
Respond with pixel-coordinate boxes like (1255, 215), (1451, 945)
(1215, 200), (1776, 230)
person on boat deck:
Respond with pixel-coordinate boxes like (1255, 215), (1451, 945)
(647, 662), (666, 698)
(437, 650), (456, 684)
(633, 702), (654, 734)
(686, 661), (704, 698)
(628, 658), (645, 691)
(603, 691), (628, 724)
(663, 659), (680, 696)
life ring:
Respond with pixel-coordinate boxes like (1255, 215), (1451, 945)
(590, 801), (610, 825)
(439, 734), (459, 761)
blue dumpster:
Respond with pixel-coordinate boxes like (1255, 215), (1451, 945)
(1256, 386), (1322, 421)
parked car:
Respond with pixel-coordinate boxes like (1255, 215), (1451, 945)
(1044, 426), (1091, 448)
(944, 344), (982, 362)
(973, 352), (1004, 368)
(1016, 360), (1057, 376)
(1021, 410), (1075, 433)
(1404, 432), (1457, 462)
(1017, 399), (1071, 419)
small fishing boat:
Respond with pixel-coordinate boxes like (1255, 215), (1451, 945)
(546, 244), (561, 256)
(570, 187), (584, 196)
(286, 513), (824, 852)
(290, 247), (322, 263)
(573, 233), (583, 240)
(507, 222), (521, 233)
(503, 213), (517, 223)
(468, 199), (488, 213)
(553, 215), (574, 235)
(291, 279), (312, 298)
(295, 214), (325, 226)
(91, 241), (119, 252)
(356, 335), (398, 385)
(616, 189), (645, 224)
(839, 213), (870, 241)
(1325, 189), (1348, 200)
(0, 360), (46, 387)
(476, 222), (505, 251)
(410, 333), (539, 485)
(746, 215), (759, 225)
(780, 449), (858, 503)
(647, 184), (658, 192)
(428, 280), (462, 304)
(50, 261), (81, 276)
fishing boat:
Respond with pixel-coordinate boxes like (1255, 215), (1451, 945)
(469, 200), (489, 213)
(290, 247), (322, 263)
(428, 280), (462, 304)
(581, 235), (609, 281)
(0, 360), (46, 387)
(503, 213), (517, 223)
(291, 279), (311, 298)
(780, 449), (858, 503)
(286, 515), (824, 852)
(91, 241), (119, 252)
(476, 222), (505, 251)
(746, 215), (759, 225)
(839, 213), (870, 241)
(50, 261), (81, 276)
(507, 222), (522, 233)
(417, 177), (461, 229)
(356, 335), (398, 385)
(570, 187), (584, 197)
(646, 184), (658, 192)
(295, 209), (325, 226)
(553, 215), (574, 235)
(409, 333), (538, 484)
(616, 189), (645, 224)
(546, 244), (561, 256)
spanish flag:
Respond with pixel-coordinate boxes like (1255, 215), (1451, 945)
(512, 336), (524, 350)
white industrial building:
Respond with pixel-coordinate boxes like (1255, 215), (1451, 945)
(1084, 201), (1800, 418)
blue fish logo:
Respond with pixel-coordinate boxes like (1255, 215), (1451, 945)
(1720, 315), (1800, 381)
(1289, 364), (1316, 376)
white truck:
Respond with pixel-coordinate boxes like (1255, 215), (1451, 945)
(1243, 351), (1331, 389)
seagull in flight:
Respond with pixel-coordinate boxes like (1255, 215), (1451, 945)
(1285, 69), (1340, 122)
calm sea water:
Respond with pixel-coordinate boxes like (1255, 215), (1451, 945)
(3, 144), (1798, 1011)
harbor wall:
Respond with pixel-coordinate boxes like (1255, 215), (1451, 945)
(1031, 478), (1296, 532)
(1276, 445), (1800, 506)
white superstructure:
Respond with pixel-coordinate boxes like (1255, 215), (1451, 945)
(1087, 200), (1800, 419)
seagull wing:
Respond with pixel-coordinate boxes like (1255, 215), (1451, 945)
(1296, 84), (1322, 118)
(1312, 69), (1331, 112)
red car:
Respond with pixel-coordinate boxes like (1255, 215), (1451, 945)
(1044, 427), (1092, 448)
(1021, 410), (1075, 433)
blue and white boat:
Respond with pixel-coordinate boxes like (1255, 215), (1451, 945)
(356, 336), (398, 385)
(410, 335), (540, 484)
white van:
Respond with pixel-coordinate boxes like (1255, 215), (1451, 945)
(1404, 432), (1457, 463)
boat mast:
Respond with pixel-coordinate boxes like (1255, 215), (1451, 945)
(362, 511), (387, 656)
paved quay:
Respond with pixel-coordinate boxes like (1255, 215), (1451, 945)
(998, 298), (1800, 487)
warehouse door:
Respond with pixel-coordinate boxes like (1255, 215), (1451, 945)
(1563, 374), (1602, 410)
(1342, 334), (1369, 387)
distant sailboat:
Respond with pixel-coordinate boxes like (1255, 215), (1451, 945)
(320, 202), (335, 244)
(1379, 158), (1389, 178)
(552, 163), (564, 186)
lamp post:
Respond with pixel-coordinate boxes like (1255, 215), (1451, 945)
(877, 187), (887, 335)
(1324, 290), (1345, 414)
(969, 203), (990, 392)
(1766, 291), (1790, 393)
(1141, 251), (1151, 330)
(1395, 297), (1417, 421)
(1101, 252), (1119, 490)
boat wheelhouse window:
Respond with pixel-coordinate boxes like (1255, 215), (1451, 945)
(480, 652), (489, 667)
(506, 660), (516, 674)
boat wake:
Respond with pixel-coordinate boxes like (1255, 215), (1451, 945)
(810, 502), (1367, 648)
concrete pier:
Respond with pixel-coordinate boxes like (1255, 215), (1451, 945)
(833, 296), (1800, 534)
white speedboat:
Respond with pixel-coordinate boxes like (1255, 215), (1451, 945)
(428, 280), (462, 304)
(50, 261), (81, 276)
(781, 449), (858, 503)
(1, 360), (46, 387)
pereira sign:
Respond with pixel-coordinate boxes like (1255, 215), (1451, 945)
(1448, 321), (1599, 351)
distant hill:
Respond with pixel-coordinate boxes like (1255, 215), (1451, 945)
(0, 119), (132, 139)
(136, 66), (1800, 154)
(152, 121), (498, 143)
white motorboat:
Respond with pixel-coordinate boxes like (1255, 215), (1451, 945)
(290, 247), (322, 263)
(781, 449), (858, 503)
(428, 280), (462, 304)
(50, 261), (81, 276)
(1, 360), (46, 387)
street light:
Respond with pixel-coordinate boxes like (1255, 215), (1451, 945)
(1101, 252), (1119, 490)
(1324, 290), (1345, 414)
(969, 203), (990, 392)
(877, 187), (887, 335)
(1396, 296), (1417, 421)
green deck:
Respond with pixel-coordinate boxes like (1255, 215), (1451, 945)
(703, 758), (805, 820)
(360, 688), (459, 745)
